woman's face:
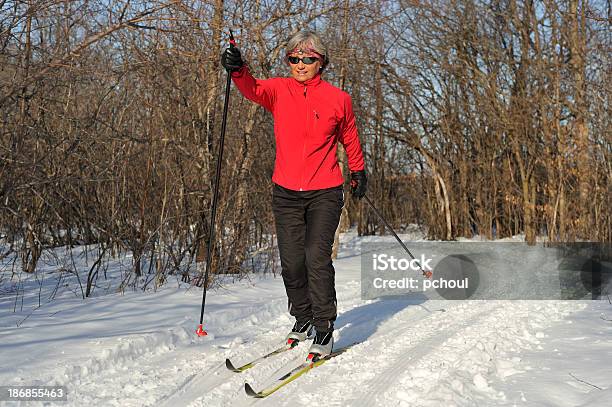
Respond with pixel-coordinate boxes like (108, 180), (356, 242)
(288, 50), (322, 82)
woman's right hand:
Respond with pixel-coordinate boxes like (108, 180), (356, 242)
(221, 47), (243, 72)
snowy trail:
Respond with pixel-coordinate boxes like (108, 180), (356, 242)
(260, 300), (496, 407)
(247, 300), (581, 407)
(62, 295), (293, 406)
(56, 272), (367, 406)
(187, 298), (454, 407)
(351, 302), (499, 407)
(355, 301), (576, 407)
(1, 233), (606, 406)
(153, 279), (412, 406)
(55, 271), (443, 407)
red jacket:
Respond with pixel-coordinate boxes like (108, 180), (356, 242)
(231, 66), (365, 191)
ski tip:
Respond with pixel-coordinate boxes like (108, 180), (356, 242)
(244, 382), (262, 398)
(225, 358), (239, 372)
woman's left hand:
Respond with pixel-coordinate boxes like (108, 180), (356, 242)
(350, 170), (367, 199)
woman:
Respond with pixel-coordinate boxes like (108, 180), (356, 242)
(221, 30), (367, 358)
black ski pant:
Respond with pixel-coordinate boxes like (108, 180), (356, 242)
(272, 183), (344, 333)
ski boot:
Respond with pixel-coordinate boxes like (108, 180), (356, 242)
(285, 320), (313, 347)
(307, 330), (334, 361)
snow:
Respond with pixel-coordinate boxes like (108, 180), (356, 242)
(1, 231), (610, 406)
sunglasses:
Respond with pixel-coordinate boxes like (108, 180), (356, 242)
(287, 56), (320, 65)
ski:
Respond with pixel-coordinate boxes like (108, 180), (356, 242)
(244, 343), (357, 398)
(225, 339), (301, 373)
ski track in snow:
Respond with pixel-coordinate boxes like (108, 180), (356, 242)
(162, 282), (373, 407)
(42, 278), (365, 406)
(260, 300), (496, 407)
(60, 295), (292, 406)
(190, 301), (450, 406)
(22, 290), (585, 406)
(1, 233), (598, 407)
(239, 300), (581, 407)
(1, 296), (586, 407)
(358, 301), (577, 407)
(351, 301), (500, 407)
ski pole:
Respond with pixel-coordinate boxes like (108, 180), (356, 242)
(362, 194), (433, 278)
(196, 30), (237, 337)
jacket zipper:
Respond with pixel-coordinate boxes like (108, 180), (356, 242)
(300, 85), (308, 191)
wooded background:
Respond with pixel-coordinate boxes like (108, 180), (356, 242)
(1, 0), (610, 292)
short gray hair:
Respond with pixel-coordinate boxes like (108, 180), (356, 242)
(286, 30), (329, 70)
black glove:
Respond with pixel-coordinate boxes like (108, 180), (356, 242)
(350, 170), (367, 199)
(221, 47), (243, 72)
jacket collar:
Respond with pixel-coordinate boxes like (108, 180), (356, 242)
(290, 73), (322, 88)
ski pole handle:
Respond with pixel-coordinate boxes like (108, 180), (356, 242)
(229, 29), (236, 48)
